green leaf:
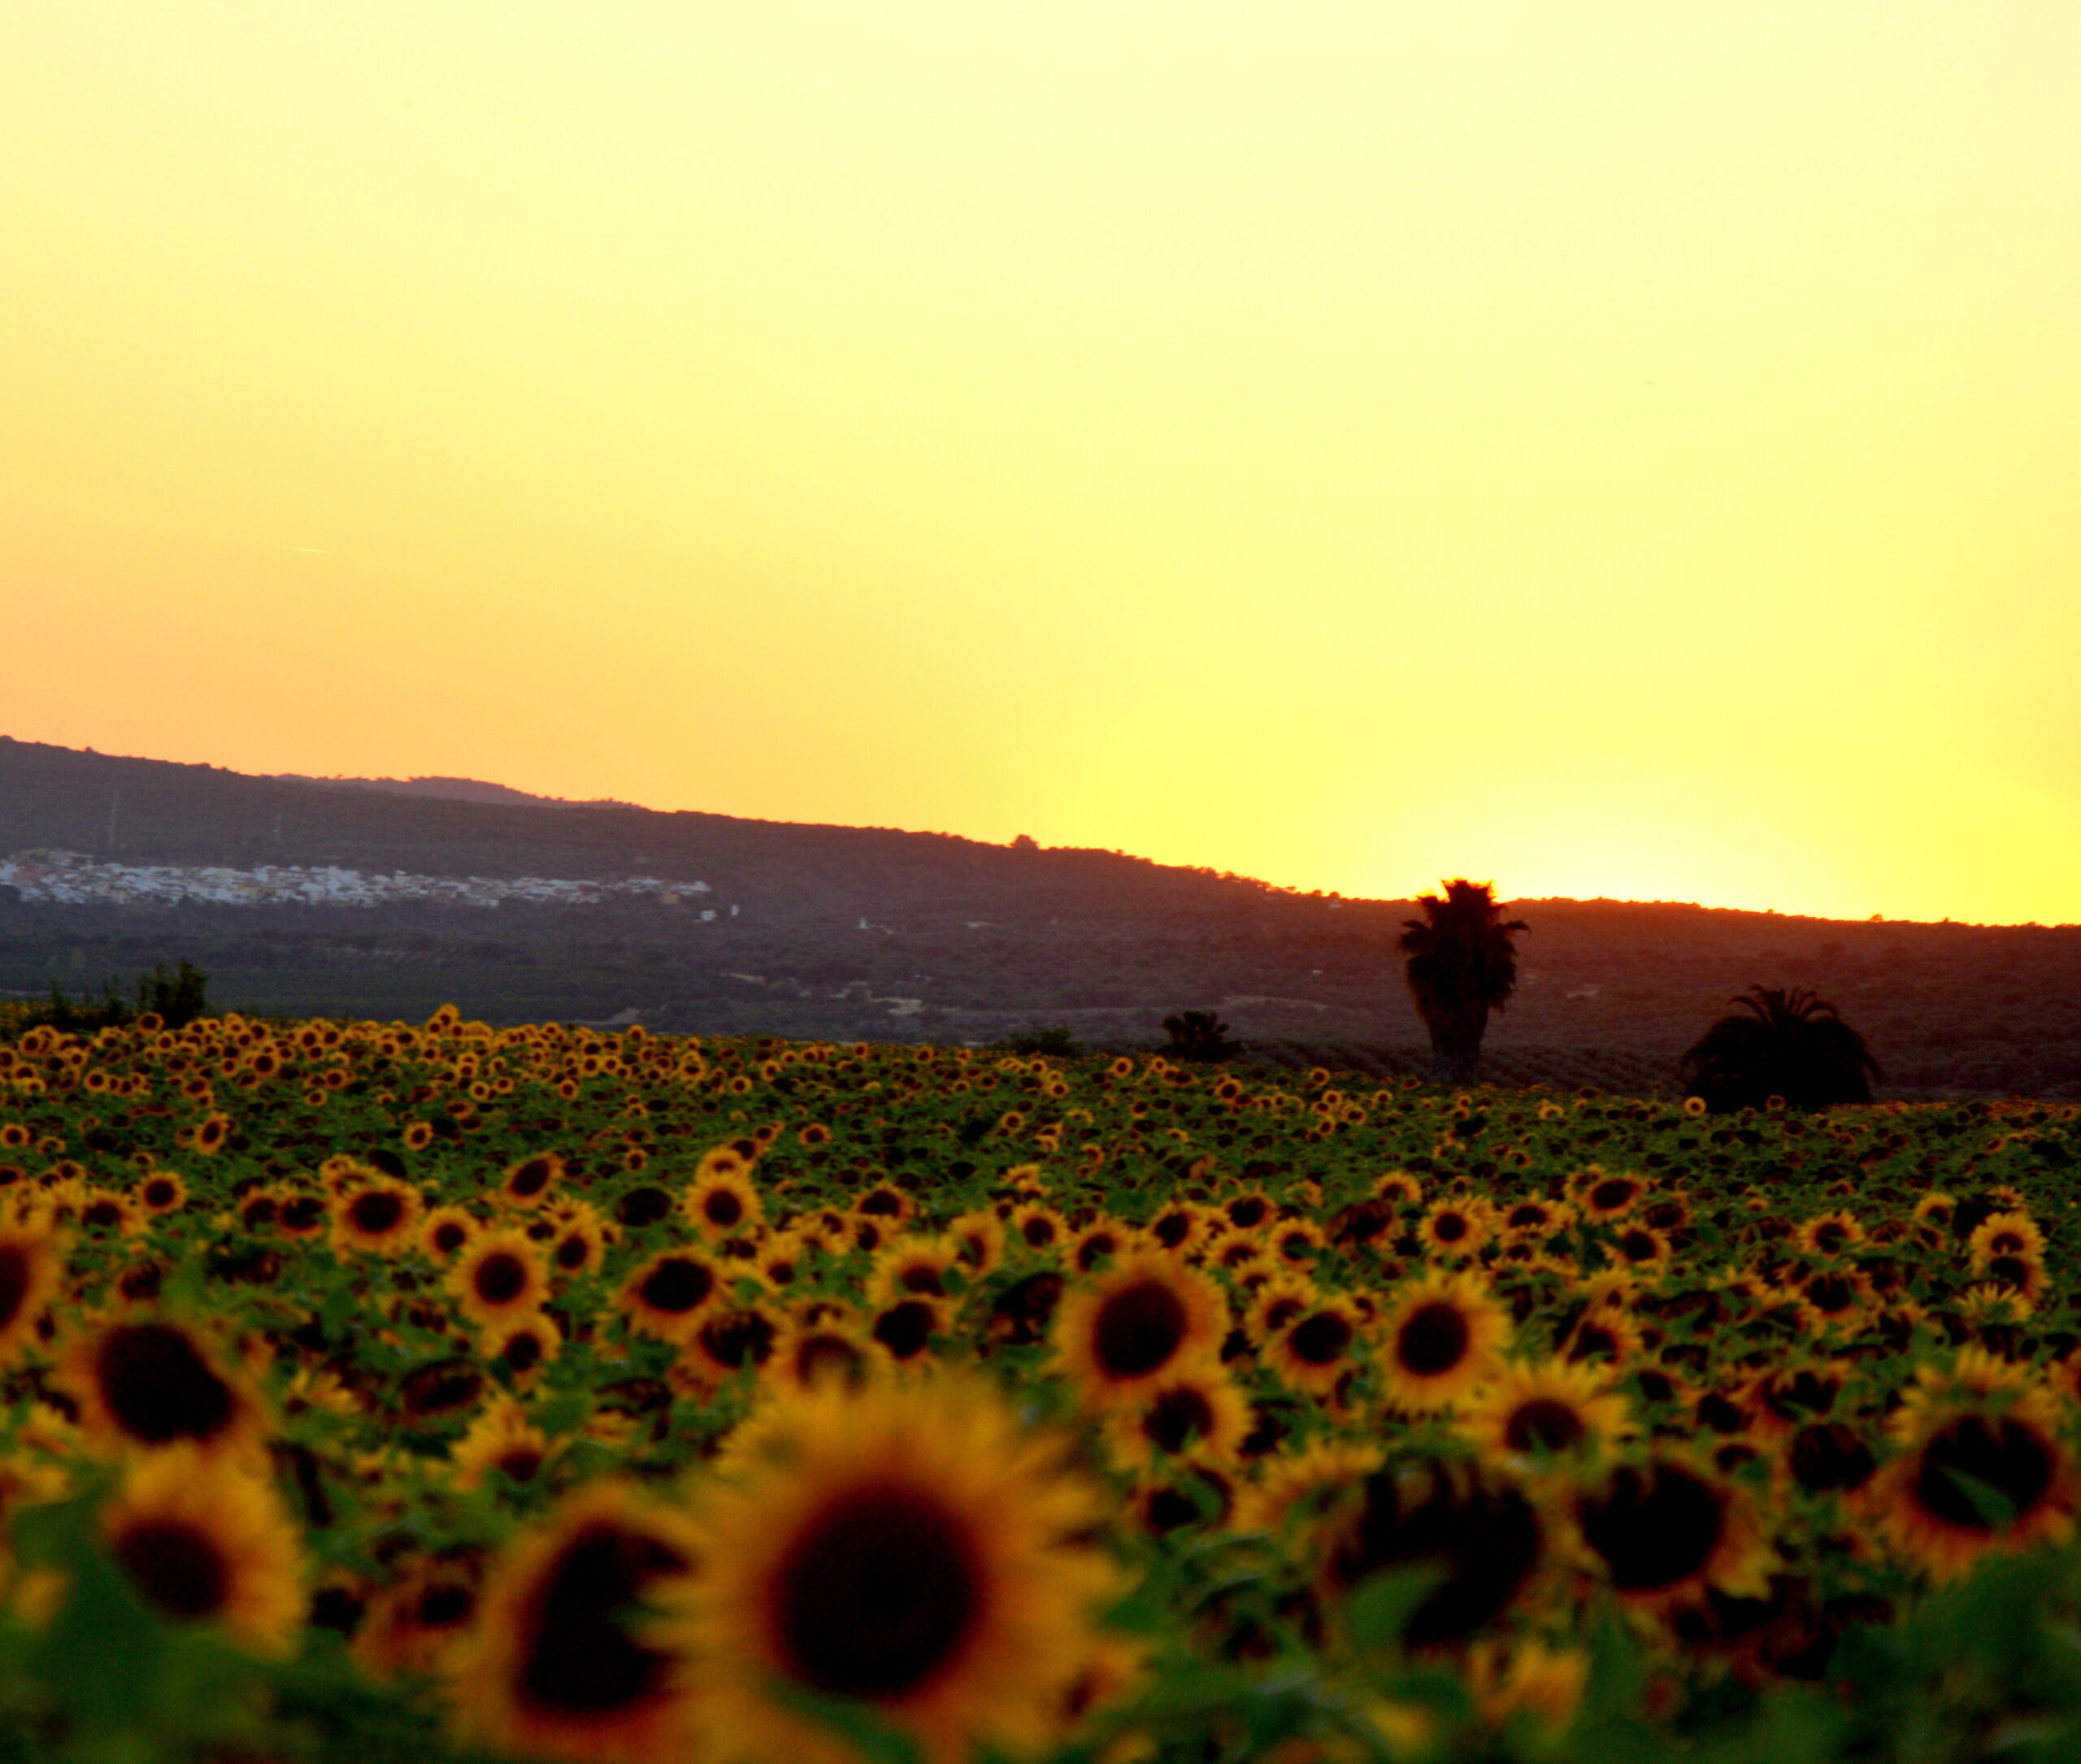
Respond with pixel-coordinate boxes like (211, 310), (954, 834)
(1345, 1562), (1444, 1654)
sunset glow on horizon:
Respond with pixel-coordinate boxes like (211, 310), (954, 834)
(6, 4), (2079, 924)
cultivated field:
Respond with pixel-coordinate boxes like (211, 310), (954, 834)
(1, 1010), (2079, 1761)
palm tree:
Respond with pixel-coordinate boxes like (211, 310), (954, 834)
(1679, 985), (1880, 1113)
(1399, 880), (1527, 1084)
(1162, 1010), (1240, 1062)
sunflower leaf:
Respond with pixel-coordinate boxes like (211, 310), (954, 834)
(1345, 1562), (1445, 1654)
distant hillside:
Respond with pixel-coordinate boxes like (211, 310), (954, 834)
(271, 774), (629, 810)
(2, 736), (2078, 1100)
(0, 736), (1265, 919)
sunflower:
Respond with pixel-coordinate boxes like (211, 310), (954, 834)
(1099, 1358), (1252, 1471)
(619, 1250), (723, 1344)
(1461, 1358), (1633, 1466)
(134, 1171), (187, 1216)
(419, 1206), (480, 1264)
(1794, 1210), (1865, 1258)
(683, 1164), (764, 1240)
(354, 1558), (482, 1680)
(330, 1180), (425, 1258)
(1236, 1440), (1385, 1536)
(449, 1482), (700, 1764)
(1323, 1458), (1550, 1650)
(867, 1236), (962, 1310)
(1870, 1352), (2080, 1580)
(671, 1377), (1115, 1764)
(1267, 1297), (1370, 1398)
(1069, 1217), (1132, 1274)
(1375, 1171), (1424, 1210)
(1218, 1188), (1277, 1234)
(1143, 1201), (1209, 1256)
(1379, 1271), (1511, 1413)
(870, 1294), (950, 1365)
(78, 1188), (146, 1238)
(402, 1121), (435, 1153)
(480, 1311), (563, 1383)
(1247, 1275), (1320, 1345)
(1562, 1305), (1644, 1371)
(854, 1184), (915, 1230)
(1969, 1210), (2045, 1271)
(1010, 1202), (1068, 1258)
(1575, 1168), (1644, 1223)
(452, 1394), (558, 1490)
(1794, 1267), (1874, 1335)
(450, 1229), (553, 1330)
(947, 1210), (1005, 1277)
(765, 1314), (894, 1397)
(1574, 1456), (1773, 1613)
(1465, 1638), (1588, 1733)
(0, 1215), (63, 1371)
(1420, 1199), (1490, 1258)
(676, 1306), (782, 1393)
(1499, 1197), (1571, 1241)
(1610, 1224), (1670, 1271)
(1052, 1252), (1228, 1409)
(499, 1152), (566, 1210)
(99, 1445), (303, 1655)
(60, 1316), (265, 1458)
(545, 1207), (610, 1280)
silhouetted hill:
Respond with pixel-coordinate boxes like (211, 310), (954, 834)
(2, 736), (2078, 1099)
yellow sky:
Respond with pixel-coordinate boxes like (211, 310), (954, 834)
(5, 4), (2079, 923)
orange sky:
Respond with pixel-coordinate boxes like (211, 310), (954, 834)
(5, 4), (2079, 923)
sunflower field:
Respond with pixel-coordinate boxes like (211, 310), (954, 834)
(2, 1009), (2081, 1762)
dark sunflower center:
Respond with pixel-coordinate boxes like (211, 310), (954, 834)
(497, 1449), (545, 1484)
(350, 1191), (405, 1235)
(1289, 1311), (1353, 1366)
(504, 1331), (544, 1371)
(1144, 1387), (1215, 1453)
(418, 1584), (476, 1627)
(1578, 1463), (1726, 1590)
(1590, 1180), (1634, 1212)
(900, 1265), (945, 1295)
(1805, 1275), (1855, 1314)
(0, 1245), (30, 1331)
(113, 1518), (229, 1620)
(640, 1258), (714, 1314)
(872, 1301), (936, 1361)
(1505, 1398), (1587, 1453)
(144, 1180), (177, 1208)
(474, 1253), (529, 1306)
(431, 1221), (467, 1254)
(1396, 1301), (1471, 1377)
(85, 1201), (123, 1230)
(94, 1323), (235, 1445)
(1022, 1215), (1056, 1246)
(282, 1197), (324, 1231)
(771, 1484), (983, 1701)
(1568, 1323), (1618, 1362)
(1152, 1213), (1191, 1249)
(1432, 1214), (1468, 1242)
(1815, 1224), (1848, 1253)
(1913, 1415), (2055, 1532)
(519, 1523), (684, 1716)
(1988, 1256), (2032, 1291)
(555, 1234), (590, 1270)
(704, 1190), (743, 1227)
(1789, 1423), (1876, 1493)
(616, 1187), (671, 1227)
(509, 1159), (554, 1197)
(1228, 1197), (1268, 1228)
(700, 1310), (778, 1369)
(1333, 1469), (1544, 1649)
(1506, 1205), (1547, 1229)
(241, 1198), (280, 1230)
(1093, 1279), (1189, 1379)
(860, 1190), (903, 1218)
